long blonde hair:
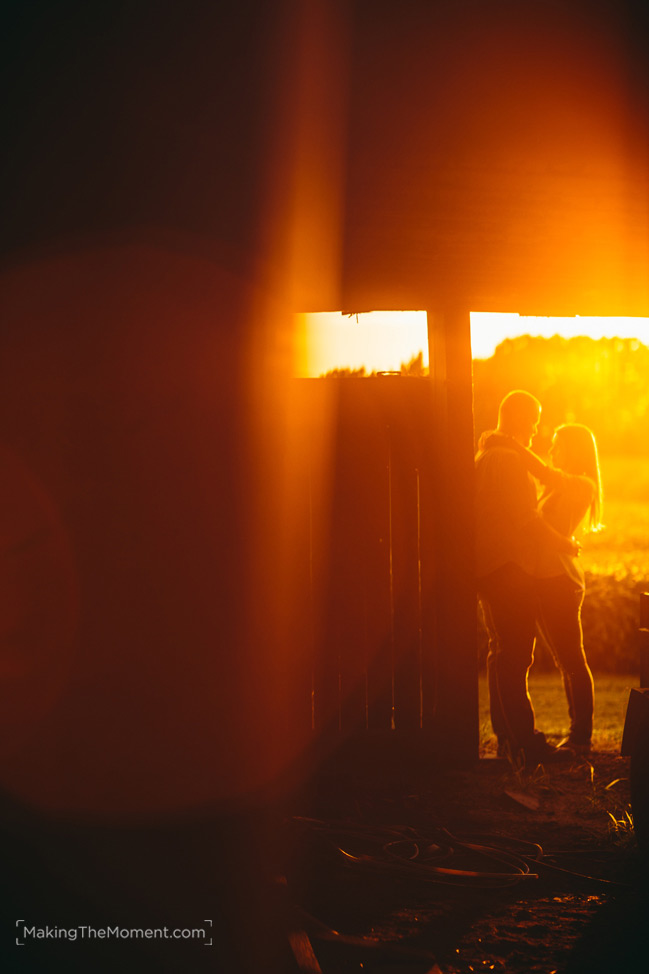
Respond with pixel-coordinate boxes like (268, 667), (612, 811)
(553, 424), (603, 531)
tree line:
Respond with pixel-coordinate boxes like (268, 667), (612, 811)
(473, 335), (649, 455)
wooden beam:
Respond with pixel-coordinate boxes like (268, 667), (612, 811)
(426, 306), (479, 763)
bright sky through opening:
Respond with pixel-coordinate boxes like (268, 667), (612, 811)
(297, 311), (428, 376)
(299, 311), (649, 376)
(470, 313), (649, 359)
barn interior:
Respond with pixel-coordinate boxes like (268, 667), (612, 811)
(2, 1), (649, 971)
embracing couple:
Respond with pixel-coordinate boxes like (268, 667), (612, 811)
(475, 390), (602, 766)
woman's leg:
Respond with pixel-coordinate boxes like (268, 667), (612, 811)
(536, 575), (594, 747)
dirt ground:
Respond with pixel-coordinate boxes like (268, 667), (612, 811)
(287, 745), (645, 974)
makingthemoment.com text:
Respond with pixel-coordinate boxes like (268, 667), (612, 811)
(17, 924), (211, 944)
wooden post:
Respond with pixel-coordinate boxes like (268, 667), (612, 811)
(426, 306), (479, 763)
(640, 592), (649, 687)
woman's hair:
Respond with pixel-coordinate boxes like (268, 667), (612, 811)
(553, 424), (603, 530)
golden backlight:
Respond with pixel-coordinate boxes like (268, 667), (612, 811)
(299, 311), (649, 374)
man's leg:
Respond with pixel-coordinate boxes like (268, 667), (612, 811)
(479, 563), (540, 755)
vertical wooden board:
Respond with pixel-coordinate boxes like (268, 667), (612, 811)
(412, 382), (438, 732)
(384, 381), (428, 730)
(296, 379), (338, 738)
(350, 381), (393, 731)
(312, 380), (371, 735)
(293, 457), (318, 737)
(426, 308), (479, 761)
(417, 447), (441, 733)
(292, 380), (335, 738)
(312, 393), (344, 736)
(338, 380), (393, 733)
(396, 379), (441, 734)
(335, 387), (371, 734)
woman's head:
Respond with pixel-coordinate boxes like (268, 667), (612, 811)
(550, 424), (602, 530)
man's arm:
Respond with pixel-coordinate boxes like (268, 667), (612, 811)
(480, 431), (564, 488)
(486, 447), (580, 557)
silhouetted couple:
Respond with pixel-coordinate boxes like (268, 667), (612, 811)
(475, 390), (602, 765)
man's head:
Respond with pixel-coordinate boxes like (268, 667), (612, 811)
(497, 390), (541, 447)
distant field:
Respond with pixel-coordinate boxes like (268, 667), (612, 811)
(580, 454), (649, 582)
(578, 454), (648, 672)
